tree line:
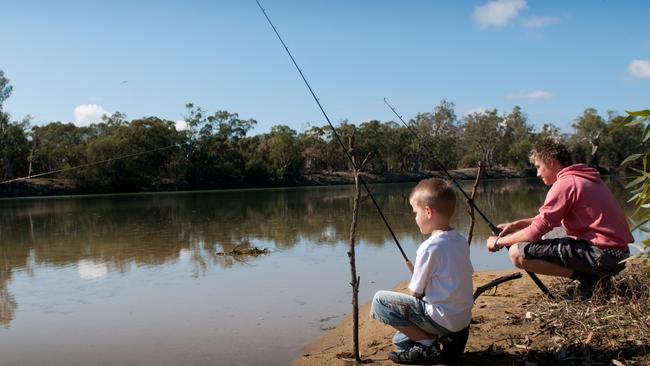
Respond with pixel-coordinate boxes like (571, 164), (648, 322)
(0, 70), (644, 193)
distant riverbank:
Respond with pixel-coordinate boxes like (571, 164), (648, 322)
(0, 167), (540, 198)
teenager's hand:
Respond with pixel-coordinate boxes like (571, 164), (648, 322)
(497, 222), (518, 237)
(486, 236), (500, 252)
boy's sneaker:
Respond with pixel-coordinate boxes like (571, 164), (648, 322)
(387, 343), (440, 365)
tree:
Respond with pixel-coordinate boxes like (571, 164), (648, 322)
(357, 120), (385, 172)
(267, 125), (302, 183)
(0, 71), (30, 180)
(460, 109), (502, 167)
(78, 116), (183, 191)
(29, 122), (88, 178)
(570, 108), (607, 165)
(183, 103), (258, 188)
(501, 106), (534, 168)
(599, 111), (643, 169)
(299, 126), (329, 172)
(429, 100), (461, 169)
(535, 123), (563, 141)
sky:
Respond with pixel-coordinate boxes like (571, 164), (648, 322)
(2, 0), (650, 135)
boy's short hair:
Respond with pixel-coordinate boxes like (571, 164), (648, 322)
(409, 178), (456, 219)
(530, 138), (573, 167)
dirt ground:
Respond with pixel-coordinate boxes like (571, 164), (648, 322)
(291, 269), (643, 366)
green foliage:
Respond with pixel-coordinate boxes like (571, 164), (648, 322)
(461, 109), (502, 167)
(30, 122), (89, 177)
(267, 125), (302, 182)
(183, 104), (258, 188)
(1, 68), (648, 195)
(0, 72), (30, 180)
(620, 109), (650, 260)
(569, 108), (607, 165)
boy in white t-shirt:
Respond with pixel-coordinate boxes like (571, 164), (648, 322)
(370, 178), (474, 364)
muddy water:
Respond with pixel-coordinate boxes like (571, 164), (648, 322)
(0, 179), (632, 365)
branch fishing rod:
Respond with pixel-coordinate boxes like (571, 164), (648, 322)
(384, 98), (499, 233)
(383, 98), (554, 299)
(0, 143), (180, 185)
(255, 0), (411, 266)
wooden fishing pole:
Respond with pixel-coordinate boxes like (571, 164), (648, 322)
(255, 0), (413, 270)
(383, 98), (555, 299)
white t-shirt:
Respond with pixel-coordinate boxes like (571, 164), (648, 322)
(408, 229), (474, 332)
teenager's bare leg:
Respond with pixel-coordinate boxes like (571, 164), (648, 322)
(394, 325), (434, 341)
(508, 245), (573, 277)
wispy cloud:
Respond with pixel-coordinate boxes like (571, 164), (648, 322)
(465, 107), (488, 116)
(507, 90), (554, 101)
(473, 0), (527, 29)
(522, 16), (563, 29)
(627, 59), (650, 80)
(74, 104), (109, 126)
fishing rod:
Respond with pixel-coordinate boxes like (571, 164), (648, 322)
(383, 98), (554, 299)
(0, 144), (180, 185)
(255, 0), (412, 267)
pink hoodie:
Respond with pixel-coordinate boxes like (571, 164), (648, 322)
(524, 164), (633, 249)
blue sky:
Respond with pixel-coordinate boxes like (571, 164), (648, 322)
(2, 0), (650, 134)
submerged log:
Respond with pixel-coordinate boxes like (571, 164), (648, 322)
(215, 246), (270, 257)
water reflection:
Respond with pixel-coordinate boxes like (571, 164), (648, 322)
(0, 178), (631, 329)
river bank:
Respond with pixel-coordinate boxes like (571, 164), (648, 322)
(293, 263), (649, 366)
(0, 166), (534, 198)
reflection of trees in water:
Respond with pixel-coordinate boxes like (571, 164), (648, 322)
(0, 179), (629, 326)
(1, 256), (18, 327)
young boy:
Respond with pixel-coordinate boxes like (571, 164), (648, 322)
(370, 178), (474, 364)
(486, 138), (633, 298)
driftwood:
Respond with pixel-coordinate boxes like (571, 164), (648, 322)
(466, 161), (485, 245)
(473, 272), (523, 300)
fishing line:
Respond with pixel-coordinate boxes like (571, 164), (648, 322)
(0, 144), (181, 185)
(383, 98), (554, 299)
(255, 0), (410, 264)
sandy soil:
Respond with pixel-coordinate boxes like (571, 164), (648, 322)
(292, 269), (557, 366)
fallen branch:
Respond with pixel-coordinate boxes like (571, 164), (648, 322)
(473, 272), (523, 300)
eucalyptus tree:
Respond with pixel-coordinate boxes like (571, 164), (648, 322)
(599, 111), (643, 168)
(29, 122), (88, 177)
(570, 108), (607, 165)
(0, 70), (30, 180)
(460, 109), (502, 167)
(183, 103), (257, 188)
(501, 106), (534, 168)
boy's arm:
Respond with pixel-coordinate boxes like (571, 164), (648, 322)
(408, 247), (437, 299)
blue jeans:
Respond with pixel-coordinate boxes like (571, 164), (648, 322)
(370, 290), (451, 351)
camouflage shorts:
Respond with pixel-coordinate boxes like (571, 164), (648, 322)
(518, 237), (629, 277)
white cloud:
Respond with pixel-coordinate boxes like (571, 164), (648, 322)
(522, 16), (562, 29)
(465, 107), (488, 116)
(74, 104), (110, 126)
(175, 119), (189, 131)
(507, 90), (554, 101)
(627, 59), (650, 80)
(473, 0), (527, 29)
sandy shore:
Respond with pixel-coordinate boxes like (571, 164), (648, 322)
(292, 269), (557, 366)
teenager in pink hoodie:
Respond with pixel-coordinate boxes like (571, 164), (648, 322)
(485, 138), (633, 297)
